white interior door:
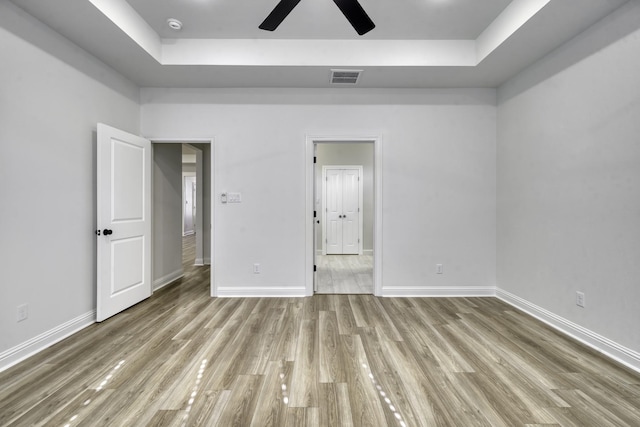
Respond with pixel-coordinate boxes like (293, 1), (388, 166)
(183, 176), (196, 235)
(324, 166), (362, 255)
(96, 123), (151, 322)
(341, 169), (360, 255)
(325, 169), (343, 254)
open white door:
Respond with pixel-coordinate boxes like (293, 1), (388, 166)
(96, 123), (151, 322)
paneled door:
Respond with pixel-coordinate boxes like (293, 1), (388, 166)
(323, 166), (363, 255)
(96, 124), (151, 322)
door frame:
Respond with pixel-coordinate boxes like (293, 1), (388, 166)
(305, 135), (382, 296)
(322, 165), (364, 255)
(149, 138), (217, 297)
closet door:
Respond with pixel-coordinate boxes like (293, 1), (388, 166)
(325, 169), (343, 254)
(324, 167), (361, 255)
(341, 168), (360, 255)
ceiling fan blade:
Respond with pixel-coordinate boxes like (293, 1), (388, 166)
(259, 0), (303, 31)
(332, 0), (375, 35)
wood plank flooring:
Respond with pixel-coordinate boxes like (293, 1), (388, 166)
(316, 255), (373, 294)
(1, 240), (639, 426)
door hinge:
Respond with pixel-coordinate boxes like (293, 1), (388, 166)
(314, 156), (317, 164)
(358, 238), (361, 243)
(314, 265), (317, 272)
(314, 210), (317, 218)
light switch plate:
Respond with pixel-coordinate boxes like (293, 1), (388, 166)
(227, 192), (242, 203)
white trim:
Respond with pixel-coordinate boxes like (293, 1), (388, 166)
(153, 269), (184, 291)
(497, 288), (640, 374)
(0, 310), (95, 373)
(306, 135), (382, 297)
(363, 249), (374, 256)
(216, 286), (307, 298)
(382, 286), (496, 298)
(194, 258), (205, 266)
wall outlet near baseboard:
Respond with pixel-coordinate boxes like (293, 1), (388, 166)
(436, 264), (443, 274)
(576, 291), (585, 308)
(17, 304), (28, 322)
(253, 263), (261, 274)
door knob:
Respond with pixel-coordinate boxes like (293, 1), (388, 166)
(103, 229), (113, 235)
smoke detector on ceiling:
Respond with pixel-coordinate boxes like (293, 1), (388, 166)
(167, 18), (183, 31)
(330, 69), (362, 85)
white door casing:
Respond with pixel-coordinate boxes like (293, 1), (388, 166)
(97, 124), (151, 322)
(323, 166), (363, 255)
(306, 136), (382, 297)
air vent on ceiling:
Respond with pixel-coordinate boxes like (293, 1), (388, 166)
(330, 69), (362, 85)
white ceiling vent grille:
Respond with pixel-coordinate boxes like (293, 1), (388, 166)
(330, 69), (362, 85)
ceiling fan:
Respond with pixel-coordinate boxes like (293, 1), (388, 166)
(259, 0), (375, 36)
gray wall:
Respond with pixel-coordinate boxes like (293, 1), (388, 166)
(183, 163), (197, 174)
(0, 3), (140, 358)
(497, 2), (640, 354)
(141, 89), (497, 294)
(153, 144), (183, 288)
(315, 143), (374, 253)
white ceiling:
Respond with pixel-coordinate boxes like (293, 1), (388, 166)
(125, 0), (512, 40)
(9, 0), (629, 88)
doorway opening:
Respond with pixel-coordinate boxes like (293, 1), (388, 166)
(151, 139), (216, 297)
(305, 136), (383, 296)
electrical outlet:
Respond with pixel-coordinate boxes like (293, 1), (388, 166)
(576, 291), (585, 308)
(436, 264), (443, 274)
(253, 263), (261, 274)
(17, 304), (28, 322)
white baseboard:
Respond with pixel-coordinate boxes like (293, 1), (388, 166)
(381, 286), (496, 298)
(315, 250), (374, 256)
(153, 269), (184, 291)
(203, 257), (211, 265)
(194, 258), (204, 266)
(0, 310), (95, 373)
(497, 288), (640, 374)
(215, 286), (308, 298)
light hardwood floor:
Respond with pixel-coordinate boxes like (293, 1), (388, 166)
(1, 240), (639, 426)
(316, 255), (373, 294)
